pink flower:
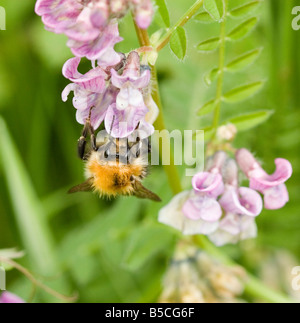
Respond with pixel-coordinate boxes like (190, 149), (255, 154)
(219, 159), (263, 217)
(62, 57), (117, 130)
(192, 172), (224, 198)
(106, 51), (154, 138)
(35, 0), (122, 66)
(236, 149), (292, 210)
(158, 191), (219, 235)
(175, 152), (227, 234)
(0, 292), (25, 304)
(208, 213), (257, 247)
(131, 0), (154, 29)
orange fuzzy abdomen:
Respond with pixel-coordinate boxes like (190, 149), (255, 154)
(87, 159), (144, 197)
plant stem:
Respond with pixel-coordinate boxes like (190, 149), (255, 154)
(134, 22), (183, 195)
(194, 235), (296, 303)
(155, 0), (204, 52)
(0, 257), (77, 302)
(212, 0), (227, 132)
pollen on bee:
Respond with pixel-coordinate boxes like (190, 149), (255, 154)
(85, 154), (145, 197)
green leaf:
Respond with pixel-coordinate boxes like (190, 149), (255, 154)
(204, 0), (224, 22)
(170, 26), (187, 60)
(197, 37), (220, 51)
(122, 224), (175, 271)
(226, 48), (262, 72)
(0, 117), (57, 275)
(224, 110), (274, 132)
(194, 11), (215, 23)
(223, 81), (264, 103)
(204, 68), (219, 85)
(197, 99), (217, 116)
(154, 0), (170, 27)
(229, 1), (261, 19)
(227, 17), (258, 41)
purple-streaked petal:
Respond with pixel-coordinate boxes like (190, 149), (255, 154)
(37, 0), (83, 33)
(182, 195), (222, 222)
(264, 184), (289, 210)
(111, 69), (151, 89)
(105, 103), (148, 138)
(69, 21), (122, 65)
(0, 292), (25, 304)
(62, 57), (107, 93)
(192, 172), (224, 198)
(250, 158), (293, 192)
(219, 186), (263, 217)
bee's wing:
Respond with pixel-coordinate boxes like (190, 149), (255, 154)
(133, 181), (161, 202)
(68, 178), (94, 194)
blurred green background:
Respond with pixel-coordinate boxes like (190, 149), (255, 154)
(0, 0), (299, 302)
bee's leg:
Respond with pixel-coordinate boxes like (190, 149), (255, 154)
(78, 118), (97, 160)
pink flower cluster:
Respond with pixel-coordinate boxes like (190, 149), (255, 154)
(62, 51), (156, 137)
(35, 0), (153, 65)
(35, 1), (156, 137)
(159, 150), (292, 246)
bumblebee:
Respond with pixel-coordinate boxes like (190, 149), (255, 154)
(68, 118), (161, 202)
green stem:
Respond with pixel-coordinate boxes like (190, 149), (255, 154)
(194, 236), (296, 303)
(0, 257), (77, 302)
(155, 0), (204, 52)
(134, 9), (295, 304)
(212, 0), (227, 132)
(134, 22), (183, 195)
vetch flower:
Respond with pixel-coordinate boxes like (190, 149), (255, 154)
(159, 191), (220, 235)
(168, 152), (227, 234)
(219, 159), (263, 217)
(0, 292), (25, 304)
(62, 57), (117, 130)
(131, 0), (154, 29)
(67, 20), (123, 67)
(208, 213), (257, 247)
(35, 0), (122, 66)
(236, 149), (292, 210)
(106, 51), (154, 138)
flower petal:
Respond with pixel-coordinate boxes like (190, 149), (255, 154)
(250, 158), (293, 192)
(192, 172), (224, 198)
(182, 195), (222, 222)
(62, 57), (107, 93)
(209, 214), (257, 247)
(264, 184), (289, 210)
(219, 186), (262, 217)
(0, 292), (25, 304)
(69, 21), (122, 66)
(158, 191), (190, 232)
(105, 103), (148, 138)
